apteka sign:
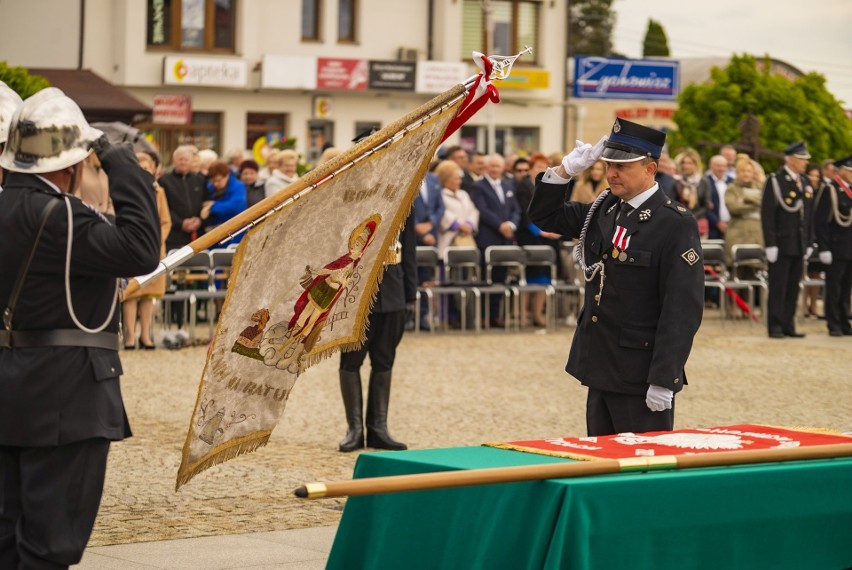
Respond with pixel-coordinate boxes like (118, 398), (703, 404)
(573, 56), (679, 101)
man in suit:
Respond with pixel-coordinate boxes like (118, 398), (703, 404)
(0, 89), (160, 568)
(468, 153), (521, 326)
(761, 141), (814, 338)
(445, 145), (476, 191)
(813, 156), (852, 336)
(698, 155), (734, 240)
(338, 210), (417, 451)
(158, 145), (206, 252)
(529, 118), (704, 436)
(412, 171), (444, 330)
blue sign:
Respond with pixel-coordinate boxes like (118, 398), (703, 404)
(573, 57), (679, 101)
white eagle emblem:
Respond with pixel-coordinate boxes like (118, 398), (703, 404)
(614, 432), (744, 450)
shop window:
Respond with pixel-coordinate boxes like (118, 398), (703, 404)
(147, 0), (236, 52)
(139, 111), (222, 169)
(302, 0), (321, 41)
(246, 113), (288, 165)
(461, 0), (538, 63)
(338, 0), (357, 43)
(459, 125), (539, 156)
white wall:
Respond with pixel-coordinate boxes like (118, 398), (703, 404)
(0, 0), (80, 68)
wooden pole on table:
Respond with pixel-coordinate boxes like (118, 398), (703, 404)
(293, 443), (852, 499)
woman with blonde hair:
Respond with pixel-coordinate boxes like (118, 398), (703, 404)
(724, 156), (764, 262)
(569, 159), (607, 203)
(675, 148), (709, 236)
(436, 160), (479, 257)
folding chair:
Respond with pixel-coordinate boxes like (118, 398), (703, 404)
(702, 243), (754, 320)
(522, 245), (578, 329)
(485, 245), (550, 331)
(731, 243), (768, 323)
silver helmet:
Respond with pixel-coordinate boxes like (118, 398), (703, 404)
(0, 81), (23, 144)
(0, 87), (103, 173)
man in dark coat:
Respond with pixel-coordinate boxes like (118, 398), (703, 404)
(529, 118), (704, 436)
(0, 88), (160, 568)
(468, 153), (521, 326)
(338, 209), (418, 451)
(412, 171), (444, 330)
(813, 156), (852, 336)
(158, 145), (206, 251)
(761, 142), (814, 338)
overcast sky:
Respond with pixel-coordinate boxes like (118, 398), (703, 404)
(611, 0), (852, 107)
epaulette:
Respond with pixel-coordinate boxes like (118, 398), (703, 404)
(663, 199), (693, 216)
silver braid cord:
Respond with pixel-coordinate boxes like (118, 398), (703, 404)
(828, 180), (852, 228)
(771, 174), (804, 213)
(574, 189), (611, 281)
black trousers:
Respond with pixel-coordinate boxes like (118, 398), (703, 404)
(0, 438), (110, 570)
(586, 388), (674, 437)
(340, 310), (405, 373)
(824, 258), (852, 333)
(767, 254), (804, 334)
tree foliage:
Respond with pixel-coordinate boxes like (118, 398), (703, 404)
(671, 54), (852, 170)
(642, 19), (669, 57)
(0, 61), (50, 98)
(568, 0), (618, 56)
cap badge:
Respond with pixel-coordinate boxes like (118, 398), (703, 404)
(612, 120), (621, 133)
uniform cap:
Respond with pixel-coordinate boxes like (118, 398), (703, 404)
(0, 87), (103, 174)
(0, 81), (24, 144)
(783, 141), (811, 159)
(834, 156), (852, 170)
(601, 118), (666, 163)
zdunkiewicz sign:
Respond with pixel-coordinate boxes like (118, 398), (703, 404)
(573, 57), (679, 101)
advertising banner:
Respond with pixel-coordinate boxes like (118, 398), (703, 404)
(574, 57), (679, 101)
(317, 58), (368, 91)
(368, 61), (416, 91)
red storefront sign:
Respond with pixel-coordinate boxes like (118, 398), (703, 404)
(316, 58), (368, 91)
(152, 94), (192, 125)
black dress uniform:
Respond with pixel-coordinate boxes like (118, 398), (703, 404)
(0, 101), (160, 566)
(813, 156), (852, 336)
(339, 210), (418, 451)
(761, 145), (814, 337)
(531, 182), (704, 434)
(158, 167), (207, 251)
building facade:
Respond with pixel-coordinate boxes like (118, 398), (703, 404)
(0, 0), (570, 166)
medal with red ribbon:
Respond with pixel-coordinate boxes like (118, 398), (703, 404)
(611, 225), (631, 259)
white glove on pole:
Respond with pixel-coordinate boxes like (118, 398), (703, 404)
(819, 250), (833, 265)
(805, 246), (814, 259)
(765, 246), (779, 264)
(645, 384), (673, 412)
(561, 135), (608, 177)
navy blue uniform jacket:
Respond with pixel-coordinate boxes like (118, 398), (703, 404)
(529, 176), (704, 395)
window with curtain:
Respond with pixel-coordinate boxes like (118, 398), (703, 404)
(302, 0), (321, 41)
(338, 0), (357, 42)
(461, 0), (539, 63)
(146, 0), (237, 52)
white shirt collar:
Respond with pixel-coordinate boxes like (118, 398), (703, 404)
(36, 175), (64, 194)
(783, 165), (800, 181)
(625, 183), (659, 210)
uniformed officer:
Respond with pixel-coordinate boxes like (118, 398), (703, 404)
(813, 156), (852, 336)
(761, 141), (814, 338)
(0, 88), (160, 568)
(338, 209), (417, 452)
(0, 80), (23, 185)
(529, 119), (704, 436)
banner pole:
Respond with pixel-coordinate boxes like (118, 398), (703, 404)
(294, 443), (852, 499)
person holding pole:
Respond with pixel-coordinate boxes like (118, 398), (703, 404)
(528, 118), (704, 436)
(0, 88), (160, 568)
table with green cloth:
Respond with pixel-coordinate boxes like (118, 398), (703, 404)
(326, 446), (852, 569)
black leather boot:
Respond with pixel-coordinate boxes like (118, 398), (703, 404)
(338, 369), (364, 452)
(365, 370), (407, 450)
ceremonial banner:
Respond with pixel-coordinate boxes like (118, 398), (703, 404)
(176, 86), (466, 488)
(486, 424), (852, 461)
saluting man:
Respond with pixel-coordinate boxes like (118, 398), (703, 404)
(0, 88), (160, 568)
(529, 119), (704, 436)
(761, 142), (814, 338)
(813, 156), (852, 336)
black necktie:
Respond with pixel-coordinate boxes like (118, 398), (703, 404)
(616, 202), (634, 226)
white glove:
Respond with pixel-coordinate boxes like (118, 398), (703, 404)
(805, 246), (814, 259)
(645, 384), (673, 412)
(765, 246), (779, 264)
(819, 250), (833, 265)
(561, 135), (608, 177)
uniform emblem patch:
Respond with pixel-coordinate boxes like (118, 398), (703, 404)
(638, 208), (651, 221)
(681, 248), (699, 265)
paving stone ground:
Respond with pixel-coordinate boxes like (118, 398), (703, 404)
(89, 314), (852, 547)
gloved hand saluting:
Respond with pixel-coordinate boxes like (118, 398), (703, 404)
(90, 135), (139, 175)
(645, 384), (673, 412)
(561, 135), (608, 178)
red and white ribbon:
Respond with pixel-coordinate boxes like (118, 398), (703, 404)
(441, 52), (501, 142)
(612, 226), (631, 252)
